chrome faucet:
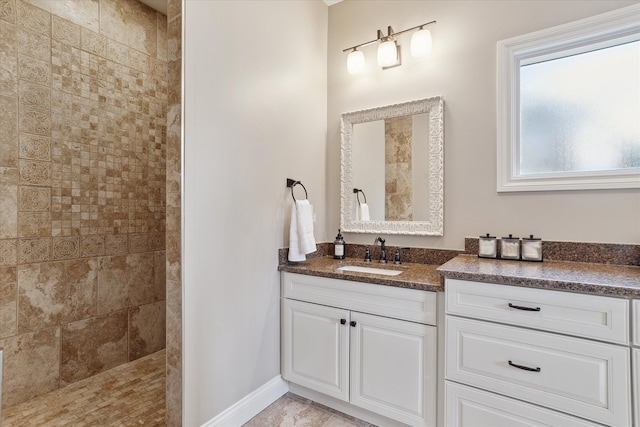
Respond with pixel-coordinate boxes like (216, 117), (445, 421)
(374, 237), (386, 263)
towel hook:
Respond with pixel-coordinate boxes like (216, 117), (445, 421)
(287, 178), (308, 203)
(353, 188), (367, 205)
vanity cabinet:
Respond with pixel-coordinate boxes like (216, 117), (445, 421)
(445, 278), (632, 427)
(633, 300), (639, 427)
(281, 272), (437, 427)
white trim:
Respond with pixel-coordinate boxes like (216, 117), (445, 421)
(201, 376), (289, 427)
(497, 4), (640, 192)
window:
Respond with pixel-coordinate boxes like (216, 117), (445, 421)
(497, 5), (640, 192)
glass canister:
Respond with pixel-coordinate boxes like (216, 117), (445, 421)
(521, 235), (543, 262)
(500, 234), (521, 260)
(478, 234), (497, 258)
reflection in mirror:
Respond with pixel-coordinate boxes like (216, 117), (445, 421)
(341, 97), (443, 235)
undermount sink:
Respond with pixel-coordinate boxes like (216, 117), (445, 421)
(337, 265), (403, 276)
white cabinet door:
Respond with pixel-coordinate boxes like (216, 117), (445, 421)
(282, 299), (350, 401)
(350, 311), (437, 427)
(445, 382), (602, 427)
(634, 349), (639, 427)
(633, 300), (639, 346)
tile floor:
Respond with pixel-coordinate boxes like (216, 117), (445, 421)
(244, 393), (376, 427)
(1, 351), (372, 427)
(1, 350), (166, 426)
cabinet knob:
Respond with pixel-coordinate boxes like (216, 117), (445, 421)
(340, 318), (346, 325)
(350, 321), (357, 327)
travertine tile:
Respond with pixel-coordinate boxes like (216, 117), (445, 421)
(244, 394), (332, 427)
(18, 211), (51, 236)
(16, 0), (50, 37)
(166, 231), (180, 281)
(100, 0), (157, 57)
(52, 235), (80, 259)
(19, 159), (51, 186)
(129, 47), (149, 73)
(1, 349), (165, 426)
(18, 108), (51, 136)
(149, 231), (165, 250)
(0, 0), (16, 23)
(80, 27), (105, 56)
(51, 15), (80, 47)
(0, 238), (17, 266)
(17, 236), (50, 263)
(60, 310), (128, 385)
(127, 252), (156, 306)
(0, 167), (18, 238)
(18, 80), (50, 111)
(154, 249), (165, 298)
(18, 258), (97, 332)
(17, 27), (50, 60)
(0, 266), (18, 338)
(128, 232), (148, 253)
(0, 20), (18, 97)
(19, 133), (51, 160)
(105, 233), (127, 255)
(156, 11), (166, 62)
(18, 185), (49, 210)
(97, 255), (127, 314)
(80, 234), (104, 257)
(129, 300), (165, 361)
(0, 95), (18, 168)
(106, 38), (128, 66)
(0, 327), (60, 407)
(17, 53), (50, 85)
(23, 0), (99, 33)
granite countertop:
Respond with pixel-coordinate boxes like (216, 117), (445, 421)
(278, 256), (443, 292)
(437, 254), (640, 298)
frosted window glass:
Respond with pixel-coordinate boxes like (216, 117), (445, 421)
(519, 41), (640, 175)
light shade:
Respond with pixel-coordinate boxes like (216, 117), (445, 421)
(347, 50), (365, 74)
(377, 40), (398, 67)
(411, 28), (432, 57)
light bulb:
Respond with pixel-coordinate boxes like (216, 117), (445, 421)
(347, 50), (365, 75)
(377, 40), (398, 67)
(411, 28), (432, 57)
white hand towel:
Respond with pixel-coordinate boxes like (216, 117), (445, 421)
(296, 200), (316, 254)
(288, 200), (316, 262)
(357, 203), (370, 221)
(288, 202), (305, 262)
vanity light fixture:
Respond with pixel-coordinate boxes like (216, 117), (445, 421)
(343, 20), (436, 74)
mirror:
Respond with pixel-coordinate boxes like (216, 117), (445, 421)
(340, 97), (443, 235)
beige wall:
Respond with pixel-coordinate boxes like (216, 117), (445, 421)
(183, 1), (328, 424)
(0, 0), (167, 408)
(327, 0), (640, 249)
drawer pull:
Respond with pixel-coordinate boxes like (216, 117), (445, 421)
(508, 303), (541, 312)
(508, 360), (541, 372)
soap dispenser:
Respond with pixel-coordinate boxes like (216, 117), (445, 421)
(334, 229), (345, 260)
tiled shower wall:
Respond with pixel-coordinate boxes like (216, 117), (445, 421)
(0, 0), (167, 408)
(165, 0), (181, 425)
(385, 116), (413, 221)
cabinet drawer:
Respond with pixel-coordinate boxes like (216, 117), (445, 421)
(445, 382), (602, 427)
(633, 300), (639, 347)
(445, 278), (629, 344)
(446, 316), (631, 427)
(282, 272), (436, 325)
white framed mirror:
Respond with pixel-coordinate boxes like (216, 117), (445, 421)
(340, 96), (444, 235)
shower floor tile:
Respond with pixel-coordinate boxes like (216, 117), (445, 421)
(1, 350), (165, 426)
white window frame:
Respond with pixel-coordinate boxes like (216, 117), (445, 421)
(497, 4), (640, 192)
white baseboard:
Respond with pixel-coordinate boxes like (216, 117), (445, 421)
(202, 376), (288, 427)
